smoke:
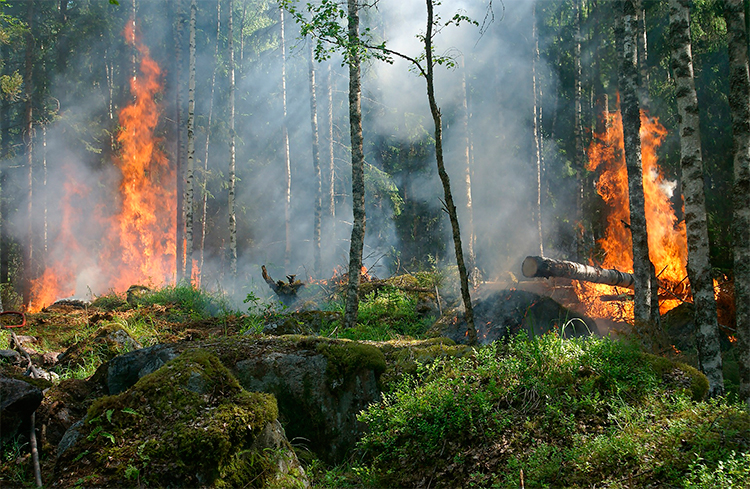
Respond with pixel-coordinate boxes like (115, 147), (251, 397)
(8, 0), (563, 307)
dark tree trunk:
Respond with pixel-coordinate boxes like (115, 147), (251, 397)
(424, 0), (476, 345)
(343, 0), (366, 330)
(23, 0), (35, 309)
(617, 0), (660, 347)
(725, 0), (750, 407)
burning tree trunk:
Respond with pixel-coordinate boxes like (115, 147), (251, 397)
(522, 255), (635, 288)
(669, 0), (724, 396)
(184, 0), (196, 284)
(309, 40), (322, 278)
(724, 0), (750, 407)
(617, 0), (660, 343)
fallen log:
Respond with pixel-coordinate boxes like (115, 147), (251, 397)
(522, 256), (635, 289)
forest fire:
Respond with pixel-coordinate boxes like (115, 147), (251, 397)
(575, 109), (688, 321)
(28, 23), (175, 311)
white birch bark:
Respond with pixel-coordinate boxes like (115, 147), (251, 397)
(669, 0), (724, 396)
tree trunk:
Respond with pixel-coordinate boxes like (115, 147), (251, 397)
(460, 58), (476, 281)
(522, 255), (635, 288)
(173, 0), (185, 282)
(424, 0), (476, 345)
(0, 41), (9, 286)
(574, 0), (586, 260)
(725, 0), (750, 407)
(635, 0), (650, 108)
(617, 0), (660, 346)
(343, 0), (366, 330)
(23, 0), (34, 309)
(532, 1), (544, 257)
(327, 63), (336, 238)
(228, 0), (237, 281)
(184, 0), (196, 284)
(199, 0), (221, 286)
(669, 0), (724, 397)
(281, 7), (292, 273)
(309, 41), (322, 278)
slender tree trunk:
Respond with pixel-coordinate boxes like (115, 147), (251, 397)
(184, 0), (196, 284)
(343, 0), (366, 330)
(669, 0), (724, 396)
(460, 58), (476, 281)
(574, 0), (586, 259)
(725, 0), (750, 406)
(532, 1), (544, 257)
(199, 0), (221, 286)
(635, 0), (650, 107)
(23, 0), (35, 309)
(327, 63), (336, 239)
(309, 42), (323, 278)
(281, 7), (292, 272)
(174, 0), (185, 282)
(228, 0), (237, 280)
(617, 0), (659, 346)
(0, 41), (9, 286)
(425, 0), (476, 345)
(42, 125), (47, 262)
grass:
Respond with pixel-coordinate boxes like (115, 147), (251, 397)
(348, 333), (750, 488)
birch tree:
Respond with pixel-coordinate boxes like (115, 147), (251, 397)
(173, 0), (185, 281)
(22, 0), (34, 308)
(199, 0), (221, 285)
(281, 7), (292, 272)
(724, 0), (750, 406)
(532, 1), (544, 257)
(309, 41), (323, 278)
(616, 0), (660, 346)
(228, 0), (238, 281)
(184, 0), (196, 284)
(669, 0), (724, 396)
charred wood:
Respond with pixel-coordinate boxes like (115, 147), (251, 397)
(262, 265), (305, 305)
(522, 255), (635, 288)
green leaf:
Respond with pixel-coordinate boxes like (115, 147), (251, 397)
(105, 409), (114, 424)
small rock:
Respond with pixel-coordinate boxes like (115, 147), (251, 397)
(0, 377), (43, 444)
(0, 349), (21, 365)
(42, 351), (62, 366)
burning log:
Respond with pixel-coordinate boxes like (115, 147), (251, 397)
(522, 256), (635, 289)
(261, 265), (305, 305)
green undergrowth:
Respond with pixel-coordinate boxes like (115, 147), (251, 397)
(321, 287), (437, 341)
(344, 333), (750, 488)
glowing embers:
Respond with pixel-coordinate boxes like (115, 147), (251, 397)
(577, 109), (689, 321)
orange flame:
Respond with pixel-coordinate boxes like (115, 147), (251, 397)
(576, 108), (688, 321)
(28, 21), (175, 311)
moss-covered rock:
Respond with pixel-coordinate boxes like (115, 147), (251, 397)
(206, 335), (383, 464)
(54, 349), (306, 488)
(644, 353), (710, 401)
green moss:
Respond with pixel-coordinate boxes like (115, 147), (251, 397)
(59, 349), (281, 488)
(644, 353), (710, 401)
(315, 339), (386, 390)
(376, 337), (470, 390)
